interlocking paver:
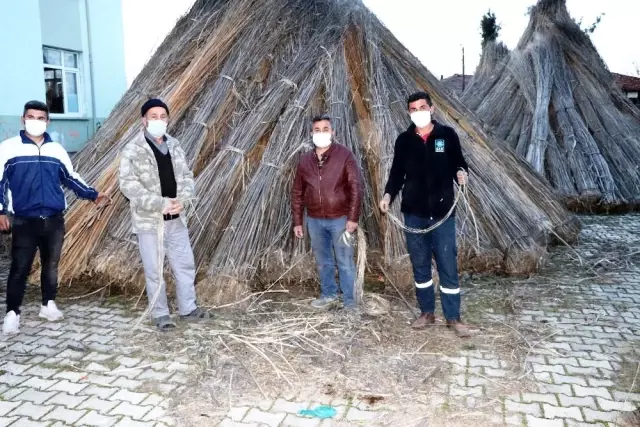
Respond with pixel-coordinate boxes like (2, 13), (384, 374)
(542, 404), (583, 421)
(505, 400), (542, 417)
(81, 385), (119, 399)
(20, 377), (59, 390)
(271, 399), (310, 414)
(583, 408), (618, 422)
(565, 365), (599, 376)
(243, 408), (285, 426)
(226, 407), (250, 422)
(111, 378), (144, 391)
(44, 406), (87, 424)
(116, 356), (142, 368)
(0, 373), (29, 387)
(282, 414), (321, 427)
(10, 418), (53, 427)
(109, 389), (149, 405)
(48, 379), (89, 394)
(0, 401), (21, 417)
(613, 391), (640, 401)
(525, 415), (564, 427)
(595, 397), (636, 411)
(77, 396), (120, 413)
(532, 363), (565, 374)
(2, 362), (31, 375)
(109, 402), (152, 419)
(572, 385), (612, 400)
(141, 407), (167, 422)
(551, 374), (587, 386)
(557, 395), (596, 409)
(13, 389), (58, 404)
(46, 391), (89, 409)
(76, 410), (120, 426)
(113, 417), (155, 427)
(521, 393), (558, 405)
(7, 401), (54, 420)
(0, 417), (18, 427)
(139, 395), (164, 408)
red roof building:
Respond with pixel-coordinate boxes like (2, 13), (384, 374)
(612, 73), (640, 106)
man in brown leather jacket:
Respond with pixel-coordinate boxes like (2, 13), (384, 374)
(291, 115), (363, 310)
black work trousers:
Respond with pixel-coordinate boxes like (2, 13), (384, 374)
(6, 214), (65, 314)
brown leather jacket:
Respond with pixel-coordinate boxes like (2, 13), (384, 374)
(291, 143), (362, 227)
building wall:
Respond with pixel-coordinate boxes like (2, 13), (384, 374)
(0, 0), (125, 152)
(85, 0), (127, 120)
(40, 0), (83, 51)
(0, 0), (46, 117)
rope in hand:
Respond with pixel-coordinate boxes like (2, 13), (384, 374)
(384, 182), (466, 234)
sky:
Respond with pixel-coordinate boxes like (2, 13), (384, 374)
(122, 0), (640, 87)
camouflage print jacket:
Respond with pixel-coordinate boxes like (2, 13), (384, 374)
(119, 131), (195, 234)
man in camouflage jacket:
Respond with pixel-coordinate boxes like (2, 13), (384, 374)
(119, 99), (209, 331)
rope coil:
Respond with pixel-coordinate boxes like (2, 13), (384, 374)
(385, 183), (464, 234)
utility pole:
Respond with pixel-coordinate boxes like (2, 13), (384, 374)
(462, 45), (466, 92)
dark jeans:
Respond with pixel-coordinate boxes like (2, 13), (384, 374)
(306, 216), (356, 307)
(404, 215), (461, 321)
(6, 214), (65, 314)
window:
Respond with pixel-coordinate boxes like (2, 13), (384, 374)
(43, 47), (82, 115)
(627, 92), (640, 107)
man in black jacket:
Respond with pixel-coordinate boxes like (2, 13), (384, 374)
(379, 92), (470, 337)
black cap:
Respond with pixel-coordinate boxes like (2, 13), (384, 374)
(141, 98), (169, 117)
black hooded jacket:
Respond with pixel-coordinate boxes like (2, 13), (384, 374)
(384, 120), (468, 219)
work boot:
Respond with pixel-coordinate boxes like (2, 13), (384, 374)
(447, 320), (471, 338)
(411, 312), (436, 329)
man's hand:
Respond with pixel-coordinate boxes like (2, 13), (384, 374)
(163, 199), (183, 215)
(379, 194), (391, 213)
(0, 215), (9, 232)
(346, 221), (358, 233)
(94, 192), (111, 208)
(457, 170), (468, 186)
(294, 225), (304, 239)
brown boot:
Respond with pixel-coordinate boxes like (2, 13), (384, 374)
(447, 320), (471, 338)
(411, 313), (436, 329)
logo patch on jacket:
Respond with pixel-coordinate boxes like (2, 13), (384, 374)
(435, 139), (445, 153)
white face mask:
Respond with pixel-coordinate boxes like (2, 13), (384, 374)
(25, 120), (47, 137)
(312, 132), (332, 148)
(410, 110), (432, 128)
(146, 120), (168, 138)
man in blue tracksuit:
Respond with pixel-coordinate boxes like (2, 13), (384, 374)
(0, 101), (107, 335)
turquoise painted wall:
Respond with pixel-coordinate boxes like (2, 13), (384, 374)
(39, 0), (83, 51)
(86, 0), (127, 118)
(0, 0), (125, 152)
(0, 0), (46, 115)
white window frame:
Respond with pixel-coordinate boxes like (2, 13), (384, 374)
(43, 46), (84, 118)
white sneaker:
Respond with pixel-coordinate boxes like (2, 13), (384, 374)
(39, 301), (64, 321)
(2, 311), (20, 335)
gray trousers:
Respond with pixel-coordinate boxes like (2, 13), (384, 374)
(137, 219), (197, 318)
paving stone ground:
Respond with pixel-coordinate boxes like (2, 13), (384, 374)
(0, 214), (639, 426)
